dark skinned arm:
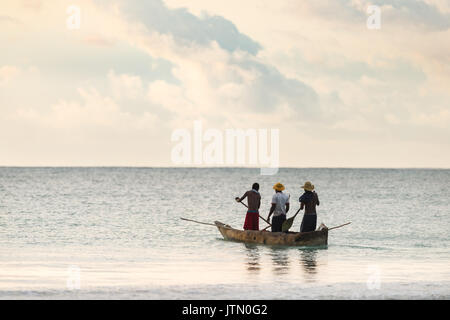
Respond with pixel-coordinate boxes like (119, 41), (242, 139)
(267, 203), (276, 221)
(235, 191), (248, 203)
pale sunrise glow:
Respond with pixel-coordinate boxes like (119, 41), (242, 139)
(1, 0), (449, 167)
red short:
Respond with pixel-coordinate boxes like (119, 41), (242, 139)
(243, 211), (259, 231)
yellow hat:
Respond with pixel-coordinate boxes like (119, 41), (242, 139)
(301, 181), (314, 191)
(273, 182), (285, 191)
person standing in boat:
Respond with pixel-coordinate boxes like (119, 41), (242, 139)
(299, 181), (320, 232)
(267, 183), (290, 232)
(235, 183), (261, 230)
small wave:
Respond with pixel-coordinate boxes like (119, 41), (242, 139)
(330, 244), (392, 251)
(1, 282), (449, 300)
(413, 243), (433, 248)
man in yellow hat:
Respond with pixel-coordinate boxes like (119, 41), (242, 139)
(267, 182), (290, 232)
(299, 181), (320, 232)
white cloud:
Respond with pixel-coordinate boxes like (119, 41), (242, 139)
(410, 109), (450, 128)
(108, 70), (143, 99)
(0, 65), (21, 86)
(423, 0), (450, 13)
(15, 87), (158, 130)
(0, 0), (449, 167)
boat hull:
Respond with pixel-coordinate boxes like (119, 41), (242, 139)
(215, 221), (328, 246)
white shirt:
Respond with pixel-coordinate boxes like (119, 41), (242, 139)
(271, 192), (290, 216)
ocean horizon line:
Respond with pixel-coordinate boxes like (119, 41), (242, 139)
(0, 166), (448, 170)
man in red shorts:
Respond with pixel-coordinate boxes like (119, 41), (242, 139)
(235, 183), (261, 230)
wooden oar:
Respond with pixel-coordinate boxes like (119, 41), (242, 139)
(180, 217), (216, 226)
(265, 220), (351, 232)
(281, 207), (301, 232)
(235, 198), (272, 226)
(328, 222), (351, 231)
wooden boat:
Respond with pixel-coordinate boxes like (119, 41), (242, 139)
(214, 221), (328, 246)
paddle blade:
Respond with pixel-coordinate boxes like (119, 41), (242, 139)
(282, 217), (294, 232)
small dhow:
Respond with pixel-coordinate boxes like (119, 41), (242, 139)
(181, 218), (350, 247)
(215, 221), (328, 246)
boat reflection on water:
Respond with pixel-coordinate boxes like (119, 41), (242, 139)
(299, 249), (319, 282)
(242, 243), (325, 281)
(269, 248), (290, 275)
(244, 243), (261, 273)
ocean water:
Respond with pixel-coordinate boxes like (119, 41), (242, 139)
(0, 167), (449, 299)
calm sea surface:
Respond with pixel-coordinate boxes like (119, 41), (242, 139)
(0, 168), (449, 299)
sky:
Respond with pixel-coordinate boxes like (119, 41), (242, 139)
(1, 0), (449, 167)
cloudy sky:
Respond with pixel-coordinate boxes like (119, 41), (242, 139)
(1, 0), (449, 167)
